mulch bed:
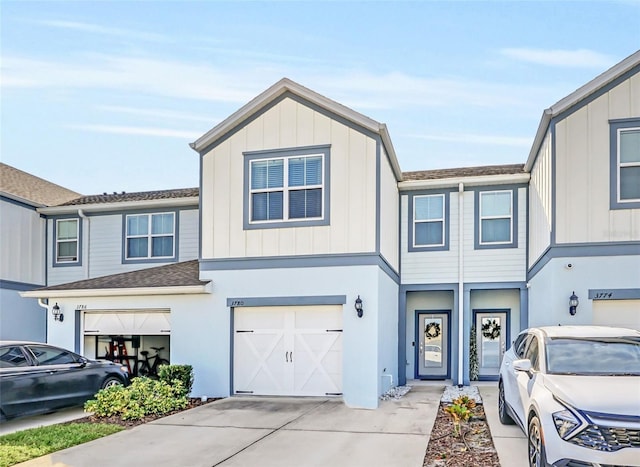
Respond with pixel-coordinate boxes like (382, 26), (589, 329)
(69, 398), (218, 428)
(423, 403), (500, 467)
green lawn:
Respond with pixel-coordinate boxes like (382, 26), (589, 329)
(0, 423), (123, 467)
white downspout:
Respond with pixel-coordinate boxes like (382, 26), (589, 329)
(37, 299), (50, 341)
(78, 209), (89, 279)
(457, 183), (464, 386)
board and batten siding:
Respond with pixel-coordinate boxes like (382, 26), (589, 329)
(201, 97), (378, 260)
(379, 146), (399, 272)
(400, 193), (459, 284)
(528, 132), (553, 267)
(0, 200), (45, 285)
(555, 72), (640, 244)
(47, 210), (199, 286)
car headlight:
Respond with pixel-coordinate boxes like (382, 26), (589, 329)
(553, 409), (581, 439)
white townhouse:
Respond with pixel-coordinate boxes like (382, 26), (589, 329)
(18, 50), (640, 409)
(0, 163), (80, 341)
(526, 51), (640, 329)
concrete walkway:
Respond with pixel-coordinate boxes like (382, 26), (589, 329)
(477, 384), (528, 467)
(15, 385), (442, 467)
(0, 407), (87, 436)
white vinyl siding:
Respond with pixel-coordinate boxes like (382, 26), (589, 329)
(413, 194), (444, 247)
(0, 200), (45, 285)
(528, 132), (553, 267)
(201, 97), (377, 259)
(56, 219), (79, 263)
(125, 213), (175, 260)
(555, 72), (640, 243)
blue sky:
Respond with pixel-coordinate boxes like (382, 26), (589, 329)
(2, 1), (639, 195)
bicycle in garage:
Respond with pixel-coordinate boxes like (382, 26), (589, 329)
(135, 346), (169, 377)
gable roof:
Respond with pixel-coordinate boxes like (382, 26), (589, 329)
(0, 163), (81, 207)
(21, 260), (210, 298)
(525, 49), (640, 171)
(189, 78), (403, 181)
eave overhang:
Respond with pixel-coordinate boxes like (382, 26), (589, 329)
(398, 172), (530, 191)
(37, 197), (200, 215)
(20, 284), (211, 299)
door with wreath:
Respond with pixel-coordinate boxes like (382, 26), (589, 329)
(474, 311), (508, 378)
(416, 311), (450, 379)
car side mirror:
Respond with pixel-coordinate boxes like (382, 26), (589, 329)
(513, 358), (533, 377)
(77, 357), (88, 368)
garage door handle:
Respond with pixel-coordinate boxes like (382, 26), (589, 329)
(285, 351), (289, 362)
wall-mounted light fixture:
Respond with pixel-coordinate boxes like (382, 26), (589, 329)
(354, 295), (363, 318)
(569, 292), (579, 316)
(52, 303), (64, 322)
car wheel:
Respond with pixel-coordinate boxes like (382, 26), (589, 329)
(101, 376), (123, 390)
(498, 381), (515, 425)
(528, 415), (548, 467)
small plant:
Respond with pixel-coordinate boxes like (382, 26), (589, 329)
(85, 377), (188, 420)
(444, 395), (476, 438)
(158, 364), (194, 396)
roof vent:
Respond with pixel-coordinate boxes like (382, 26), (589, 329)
(122, 191), (125, 194)
(103, 192), (107, 195)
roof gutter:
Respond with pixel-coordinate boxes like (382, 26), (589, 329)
(38, 196), (199, 216)
(21, 284), (212, 299)
(398, 173), (530, 191)
(524, 109), (553, 172)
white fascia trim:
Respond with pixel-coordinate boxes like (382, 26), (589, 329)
(37, 197), (199, 215)
(20, 284), (211, 299)
(380, 125), (403, 181)
(398, 173), (530, 191)
(191, 78), (385, 153)
(0, 191), (46, 208)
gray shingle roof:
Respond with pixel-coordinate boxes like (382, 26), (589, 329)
(59, 188), (199, 206)
(0, 163), (82, 206)
(402, 164), (525, 181)
(36, 260), (209, 292)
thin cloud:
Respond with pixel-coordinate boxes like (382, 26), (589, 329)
(409, 133), (532, 147)
(98, 105), (219, 124)
(67, 124), (201, 139)
(30, 19), (169, 43)
(2, 53), (552, 115)
(500, 48), (616, 68)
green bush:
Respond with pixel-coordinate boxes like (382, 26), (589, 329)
(85, 377), (188, 420)
(158, 364), (194, 396)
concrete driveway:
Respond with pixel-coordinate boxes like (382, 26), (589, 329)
(18, 385), (442, 467)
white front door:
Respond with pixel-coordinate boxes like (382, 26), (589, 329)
(234, 305), (342, 396)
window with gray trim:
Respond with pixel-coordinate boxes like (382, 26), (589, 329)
(613, 123), (640, 205)
(56, 219), (79, 263)
(413, 194), (445, 247)
(479, 190), (513, 245)
(125, 213), (175, 259)
(244, 146), (330, 229)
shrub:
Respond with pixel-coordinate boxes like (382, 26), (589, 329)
(85, 377), (188, 420)
(158, 364), (194, 396)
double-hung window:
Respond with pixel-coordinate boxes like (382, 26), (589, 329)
(611, 120), (640, 209)
(413, 194), (445, 247)
(125, 213), (175, 260)
(55, 219), (79, 263)
(245, 146), (329, 229)
(478, 190), (513, 245)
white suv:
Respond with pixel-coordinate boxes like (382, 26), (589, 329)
(498, 325), (640, 467)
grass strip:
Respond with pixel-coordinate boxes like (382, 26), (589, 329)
(0, 423), (123, 467)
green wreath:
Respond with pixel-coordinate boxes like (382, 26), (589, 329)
(425, 322), (441, 339)
(481, 319), (501, 340)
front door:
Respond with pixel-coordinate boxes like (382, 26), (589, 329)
(416, 311), (449, 379)
(475, 311), (508, 378)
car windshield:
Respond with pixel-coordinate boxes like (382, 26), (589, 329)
(546, 336), (640, 375)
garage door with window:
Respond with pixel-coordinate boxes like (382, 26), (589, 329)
(233, 305), (342, 396)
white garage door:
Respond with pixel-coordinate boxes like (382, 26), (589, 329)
(84, 311), (171, 335)
(593, 300), (640, 331)
(234, 305), (342, 396)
